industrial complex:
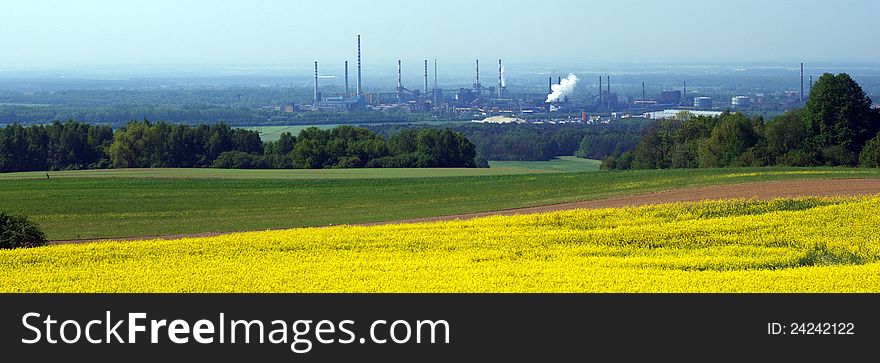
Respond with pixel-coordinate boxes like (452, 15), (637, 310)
(305, 36), (813, 123)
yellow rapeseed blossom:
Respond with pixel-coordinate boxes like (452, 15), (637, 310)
(1, 197), (879, 292)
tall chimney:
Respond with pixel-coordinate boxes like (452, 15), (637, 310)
(424, 60), (429, 95)
(642, 82), (646, 102)
(356, 35), (362, 96)
(314, 61), (319, 103)
(683, 81), (687, 105)
(475, 59), (481, 89)
(344, 61), (349, 98)
(558, 76), (562, 86)
(434, 59), (438, 105)
(549, 77), (553, 93)
(599, 76), (603, 104)
(498, 59), (503, 99)
(397, 60), (402, 103)
(800, 62), (804, 102)
(607, 75), (610, 94)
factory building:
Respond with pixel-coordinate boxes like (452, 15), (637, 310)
(313, 35), (367, 112)
(694, 97), (713, 110)
(599, 75), (618, 110)
(658, 90), (682, 105)
(731, 96), (751, 108)
(314, 97), (366, 112)
(601, 91), (618, 108)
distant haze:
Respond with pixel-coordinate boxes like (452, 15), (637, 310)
(0, 0), (877, 70)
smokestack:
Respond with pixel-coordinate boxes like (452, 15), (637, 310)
(424, 60), (429, 95)
(642, 82), (646, 102)
(607, 75), (610, 94)
(314, 61), (319, 103)
(679, 81), (687, 106)
(475, 59), (481, 89)
(558, 77), (562, 86)
(498, 59), (503, 99)
(546, 74), (579, 104)
(357, 35), (362, 96)
(599, 76), (603, 104)
(549, 77), (553, 93)
(397, 60), (402, 103)
(434, 59), (438, 105)
(344, 61), (349, 98)
(800, 62), (804, 101)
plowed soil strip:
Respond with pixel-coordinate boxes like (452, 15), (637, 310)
(375, 178), (880, 225)
(50, 178), (880, 245)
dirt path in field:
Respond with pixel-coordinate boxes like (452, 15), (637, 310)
(49, 178), (880, 245)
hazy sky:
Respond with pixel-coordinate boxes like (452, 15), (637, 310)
(1, 0), (877, 68)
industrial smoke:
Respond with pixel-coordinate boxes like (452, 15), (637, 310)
(546, 74), (578, 103)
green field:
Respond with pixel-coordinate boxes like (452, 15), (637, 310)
(489, 157), (602, 173)
(0, 159), (600, 181)
(0, 167), (523, 180)
(238, 125), (342, 141)
(1, 167), (879, 240)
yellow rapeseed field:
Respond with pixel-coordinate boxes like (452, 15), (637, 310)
(2, 197), (880, 292)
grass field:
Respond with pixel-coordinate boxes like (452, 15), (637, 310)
(3, 196), (879, 292)
(488, 157), (602, 173)
(238, 125), (342, 141)
(1, 167), (879, 240)
(0, 167), (541, 180)
(0, 158), (600, 181)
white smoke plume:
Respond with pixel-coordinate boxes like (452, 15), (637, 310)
(546, 74), (579, 103)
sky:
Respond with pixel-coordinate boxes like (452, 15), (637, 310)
(0, 0), (877, 69)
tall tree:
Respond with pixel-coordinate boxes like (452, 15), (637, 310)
(806, 73), (877, 158)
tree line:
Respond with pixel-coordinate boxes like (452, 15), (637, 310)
(0, 121), (480, 172)
(0, 121), (114, 171)
(368, 120), (651, 162)
(603, 73), (880, 170)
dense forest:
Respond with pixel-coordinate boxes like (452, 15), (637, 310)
(0, 121), (479, 172)
(0, 121), (114, 171)
(369, 120), (650, 162)
(604, 73), (880, 170)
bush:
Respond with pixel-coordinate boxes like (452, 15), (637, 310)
(601, 152), (635, 170)
(366, 155), (417, 168)
(600, 154), (617, 170)
(778, 150), (818, 167)
(334, 156), (363, 168)
(474, 157), (490, 168)
(212, 151), (266, 169)
(819, 145), (857, 166)
(860, 135), (880, 167)
(0, 213), (47, 249)
(732, 147), (769, 167)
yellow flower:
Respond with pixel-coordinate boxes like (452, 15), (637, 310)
(2, 197), (879, 293)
